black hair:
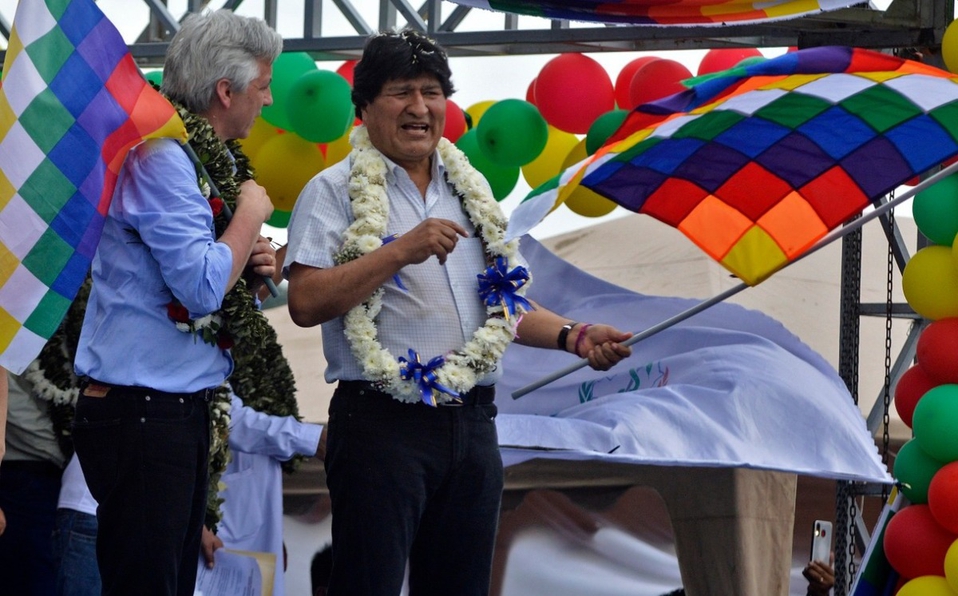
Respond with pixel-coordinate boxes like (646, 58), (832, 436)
(352, 29), (455, 120)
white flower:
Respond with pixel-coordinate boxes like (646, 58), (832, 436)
(339, 126), (531, 405)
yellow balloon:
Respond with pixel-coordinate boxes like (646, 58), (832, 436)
(903, 245), (958, 320)
(521, 126), (579, 189)
(944, 19), (958, 75)
(239, 116), (282, 160)
(946, 538), (958, 593)
(560, 139), (617, 218)
(323, 126), (355, 166)
(465, 100), (496, 128)
(896, 575), (958, 596)
(252, 133), (325, 212)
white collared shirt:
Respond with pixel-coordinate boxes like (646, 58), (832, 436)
(285, 150), (504, 386)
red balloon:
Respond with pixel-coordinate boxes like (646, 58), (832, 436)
(535, 53), (615, 134)
(884, 504), (957, 579)
(917, 318), (958, 384)
(929, 462), (958, 533)
(526, 77), (537, 106)
(697, 48), (763, 76)
(336, 60), (357, 86)
(614, 56), (659, 110)
(443, 99), (467, 143)
(629, 59), (693, 109)
(895, 365), (937, 428)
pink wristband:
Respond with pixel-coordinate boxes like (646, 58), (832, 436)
(574, 323), (592, 357)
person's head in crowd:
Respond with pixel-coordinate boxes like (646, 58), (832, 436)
(162, 9), (283, 139)
(351, 29), (455, 120)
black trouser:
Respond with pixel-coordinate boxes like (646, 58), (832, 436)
(326, 382), (503, 596)
(72, 383), (211, 596)
(0, 460), (61, 596)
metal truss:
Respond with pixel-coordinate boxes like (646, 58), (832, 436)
(0, 0), (952, 66)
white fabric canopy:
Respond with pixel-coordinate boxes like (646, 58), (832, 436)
(494, 237), (892, 484)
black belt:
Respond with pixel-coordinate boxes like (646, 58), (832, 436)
(338, 380), (495, 406)
(80, 378), (214, 402)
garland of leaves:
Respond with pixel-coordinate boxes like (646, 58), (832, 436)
(25, 94), (304, 532)
(169, 98), (304, 530)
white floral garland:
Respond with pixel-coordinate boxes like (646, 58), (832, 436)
(22, 357), (79, 406)
(336, 125), (529, 404)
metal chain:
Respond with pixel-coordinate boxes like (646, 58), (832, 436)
(882, 198), (894, 499)
(835, 220), (862, 596)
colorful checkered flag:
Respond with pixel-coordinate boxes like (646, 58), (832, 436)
(0, 0), (186, 374)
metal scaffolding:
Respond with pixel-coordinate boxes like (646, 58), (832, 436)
(0, 0), (952, 65)
(0, 0), (952, 591)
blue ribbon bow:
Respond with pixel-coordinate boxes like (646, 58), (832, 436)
(398, 349), (461, 407)
(477, 257), (533, 322)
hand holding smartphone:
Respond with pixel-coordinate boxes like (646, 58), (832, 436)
(811, 519), (832, 563)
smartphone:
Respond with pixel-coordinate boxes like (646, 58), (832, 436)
(811, 520), (833, 563)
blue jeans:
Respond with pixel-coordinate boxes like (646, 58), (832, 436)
(54, 509), (101, 596)
(325, 383), (503, 596)
(0, 460), (61, 596)
(72, 385), (211, 596)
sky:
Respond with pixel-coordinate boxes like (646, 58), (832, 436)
(0, 0), (940, 239)
(0, 0), (783, 240)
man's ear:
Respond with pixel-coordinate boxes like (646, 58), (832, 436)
(213, 78), (232, 109)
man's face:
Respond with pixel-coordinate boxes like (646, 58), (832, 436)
(224, 59), (273, 140)
(361, 74), (446, 172)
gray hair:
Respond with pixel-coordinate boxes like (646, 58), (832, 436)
(161, 9), (283, 113)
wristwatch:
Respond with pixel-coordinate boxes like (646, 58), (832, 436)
(557, 321), (577, 352)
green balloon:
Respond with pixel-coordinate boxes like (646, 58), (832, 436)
(476, 99), (548, 167)
(895, 438), (946, 504)
(286, 70), (353, 143)
(914, 172), (958, 246)
(261, 52), (317, 131)
(144, 70), (163, 86)
(455, 129), (519, 201)
(585, 109), (629, 155)
(913, 384), (958, 461)
(267, 209), (291, 228)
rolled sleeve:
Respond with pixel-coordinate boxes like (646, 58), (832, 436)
(120, 140), (232, 315)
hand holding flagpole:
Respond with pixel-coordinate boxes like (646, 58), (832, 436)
(512, 159), (958, 399)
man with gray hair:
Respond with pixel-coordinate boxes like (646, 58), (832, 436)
(71, 10), (280, 596)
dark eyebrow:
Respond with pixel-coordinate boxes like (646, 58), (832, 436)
(384, 82), (442, 94)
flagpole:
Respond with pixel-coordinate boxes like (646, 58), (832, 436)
(512, 160), (958, 399)
(181, 144), (279, 298)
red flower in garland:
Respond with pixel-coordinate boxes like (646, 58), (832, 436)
(216, 334), (235, 350)
(166, 301), (191, 323)
(208, 197), (225, 217)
